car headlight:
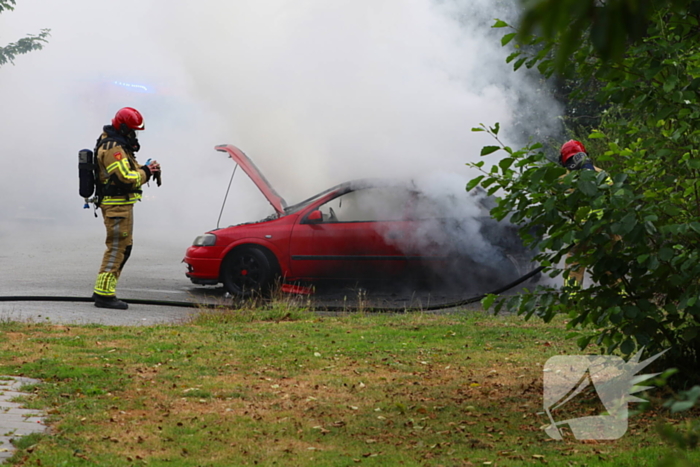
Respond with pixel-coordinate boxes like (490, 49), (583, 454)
(192, 233), (217, 246)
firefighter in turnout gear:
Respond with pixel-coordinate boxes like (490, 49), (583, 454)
(559, 140), (617, 290)
(560, 140), (598, 288)
(92, 107), (161, 310)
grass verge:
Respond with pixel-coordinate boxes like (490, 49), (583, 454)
(0, 308), (696, 466)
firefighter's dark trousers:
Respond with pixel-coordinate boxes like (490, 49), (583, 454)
(94, 204), (134, 297)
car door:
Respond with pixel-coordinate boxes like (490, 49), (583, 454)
(288, 186), (412, 280)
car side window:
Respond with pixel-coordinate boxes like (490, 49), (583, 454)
(317, 187), (411, 222)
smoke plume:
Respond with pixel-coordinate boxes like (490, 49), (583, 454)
(0, 0), (560, 283)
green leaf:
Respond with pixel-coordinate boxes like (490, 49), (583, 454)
(480, 146), (501, 156)
(671, 400), (696, 413)
(612, 212), (637, 236)
(466, 176), (485, 192)
(506, 51), (521, 64)
(659, 247), (674, 262)
(663, 75), (679, 93)
(648, 255), (660, 271)
(624, 306), (640, 319)
(644, 221), (657, 235)
(576, 179), (598, 196)
(501, 33), (517, 46)
(513, 57), (527, 71)
(499, 158), (514, 171)
(492, 19), (509, 28)
(481, 177), (497, 188)
(481, 294), (497, 310)
(682, 327), (698, 342)
(576, 335), (593, 349)
(620, 338), (635, 355)
(688, 158), (700, 169)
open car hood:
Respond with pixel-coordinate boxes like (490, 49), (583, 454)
(215, 144), (288, 216)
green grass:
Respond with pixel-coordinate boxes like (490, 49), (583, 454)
(0, 309), (696, 466)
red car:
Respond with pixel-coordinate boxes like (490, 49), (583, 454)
(184, 145), (531, 296)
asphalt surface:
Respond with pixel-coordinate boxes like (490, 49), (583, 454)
(0, 226), (205, 326)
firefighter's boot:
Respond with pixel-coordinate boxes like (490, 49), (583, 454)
(92, 293), (129, 310)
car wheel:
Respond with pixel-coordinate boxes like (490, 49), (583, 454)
(221, 247), (277, 297)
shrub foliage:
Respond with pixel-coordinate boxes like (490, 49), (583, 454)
(470, 7), (700, 378)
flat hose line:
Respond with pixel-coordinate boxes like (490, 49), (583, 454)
(0, 265), (544, 312)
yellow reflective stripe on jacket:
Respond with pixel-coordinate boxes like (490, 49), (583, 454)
(106, 159), (142, 185)
(101, 194), (141, 205)
(590, 207), (604, 220)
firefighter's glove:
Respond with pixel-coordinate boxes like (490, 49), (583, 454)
(145, 160), (162, 187)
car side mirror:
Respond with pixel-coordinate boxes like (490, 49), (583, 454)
(305, 210), (323, 224)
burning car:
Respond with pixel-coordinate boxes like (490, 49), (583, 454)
(184, 145), (534, 297)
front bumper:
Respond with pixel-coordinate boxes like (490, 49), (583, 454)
(183, 246), (223, 285)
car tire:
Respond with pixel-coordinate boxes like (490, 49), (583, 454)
(221, 246), (278, 297)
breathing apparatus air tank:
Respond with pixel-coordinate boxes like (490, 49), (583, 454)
(78, 149), (95, 208)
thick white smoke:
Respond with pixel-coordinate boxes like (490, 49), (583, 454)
(0, 0), (561, 255)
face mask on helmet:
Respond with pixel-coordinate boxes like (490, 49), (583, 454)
(565, 152), (593, 171)
(118, 125), (141, 152)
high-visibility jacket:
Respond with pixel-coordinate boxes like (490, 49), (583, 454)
(95, 132), (148, 206)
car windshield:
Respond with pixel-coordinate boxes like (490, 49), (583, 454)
(283, 185), (342, 215)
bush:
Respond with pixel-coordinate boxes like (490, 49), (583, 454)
(470, 9), (700, 383)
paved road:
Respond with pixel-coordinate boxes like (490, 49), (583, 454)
(0, 225), (208, 325)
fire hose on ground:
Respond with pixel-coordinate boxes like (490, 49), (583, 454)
(0, 265), (544, 313)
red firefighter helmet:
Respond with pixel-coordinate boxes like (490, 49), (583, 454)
(559, 140), (587, 165)
(112, 107), (145, 131)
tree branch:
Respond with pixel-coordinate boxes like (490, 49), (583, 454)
(0, 29), (51, 66)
